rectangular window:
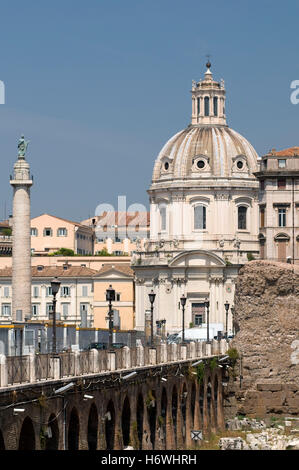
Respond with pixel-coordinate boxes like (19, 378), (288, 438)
(82, 286), (88, 297)
(25, 330), (34, 346)
(2, 304), (11, 316)
(277, 178), (286, 189)
(3, 286), (9, 298)
(194, 314), (204, 326)
(46, 286), (52, 297)
(32, 304), (39, 316)
(278, 208), (286, 227)
(192, 303), (205, 326)
(61, 286), (70, 297)
(116, 293), (121, 301)
(43, 228), (52, 237)
(238, 206), (247, 230)
(260, 180), (265, 191)
(80, 303), (88, 314)
(33, 286), (39, 298)
(194, 206), (206, 230)
(46, 303), (53, 315)
(31, 228), (38, 236)
(62, 303), (69, 316)
(57, 227), (67, 236)
(278, 159), (286, 168)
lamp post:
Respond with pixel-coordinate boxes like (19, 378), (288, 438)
(231, 305), (235, 337)
(180, 294), (186, 343)
(205, 298), (210, 343)
(51, 277), (61, 355)
(148, 290), (156, 347)
(106, 284), (115, 350)
(224, 301), (230, 341)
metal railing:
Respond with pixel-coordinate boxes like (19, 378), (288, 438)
(36, 354), (54, 381)
(7, 356), (30, 385)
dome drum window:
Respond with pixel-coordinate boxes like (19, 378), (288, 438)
(232, 155), (249, 174)
(160, 158), (172, 174)
(192, 155), (211, 173)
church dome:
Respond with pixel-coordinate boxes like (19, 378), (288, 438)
(152, 124), (259, 182)
(151, 63), (259, 185)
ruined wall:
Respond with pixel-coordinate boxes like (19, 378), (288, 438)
(229, 260), (299, 418)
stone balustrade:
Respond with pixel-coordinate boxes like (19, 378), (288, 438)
(0, 339), (229, 388)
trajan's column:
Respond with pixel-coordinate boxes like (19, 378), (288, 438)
(10, 136), (33, 322)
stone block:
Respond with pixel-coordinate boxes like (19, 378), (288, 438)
(256, 383), (282, 392)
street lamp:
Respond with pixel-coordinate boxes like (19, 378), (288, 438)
(106, 284), (115, 350)
(204, 298), (210, 343)
(148, 290), (156, 347)
(231, 305), (235, 337)
(180, 294), (186, 343)
(224, 301), (230, 341)
(51, 277), (61, 355)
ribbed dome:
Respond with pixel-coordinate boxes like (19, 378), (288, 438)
(152, 124), (259, 183)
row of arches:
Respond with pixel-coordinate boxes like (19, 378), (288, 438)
(0, 370), (224, 450)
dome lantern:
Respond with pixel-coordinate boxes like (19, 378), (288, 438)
(191, 62), (227, 126)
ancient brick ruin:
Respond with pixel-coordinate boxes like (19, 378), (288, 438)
(226, 260), (299, 418)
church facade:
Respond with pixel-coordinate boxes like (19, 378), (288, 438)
(132, 63), (260, 335)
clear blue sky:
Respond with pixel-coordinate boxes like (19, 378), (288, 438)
(0, 0), (299, 221)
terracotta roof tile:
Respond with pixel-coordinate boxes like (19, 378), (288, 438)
(0, 265), (97, 278)
(270, 147), (299, 157)
(94, 264), (133, 277)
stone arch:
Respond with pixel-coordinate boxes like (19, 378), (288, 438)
(45, 413), (59, 450)
(136, 393), (144, 450)
(160, 387), (167, 446)
(19, 416), (35, 450)
(146, 389), (156, 449)
(121, 396), (131, 448)
(0, 429), (5, 450)
(180, 383), (187, 442)
(171, 385), (178, 446)
(105, 400), (115, 450)
(68, 407), (80, 450)
(87, 403), (98, 450)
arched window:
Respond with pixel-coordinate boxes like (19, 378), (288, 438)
(194, 205), (206, 230)
(238, 206), (247, 230)
(160, 207), (166, 231)
(197, 98), (200, 115)
(213, 97), (218, 116)
(204, 97), (209, 116)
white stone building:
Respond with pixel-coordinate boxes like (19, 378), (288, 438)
(133, 63), (260, 335)
(0, 265), (96, 326)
